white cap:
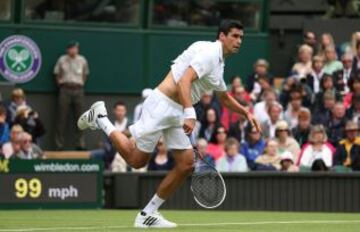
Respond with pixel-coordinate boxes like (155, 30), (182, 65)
(280, 151), (294, 162)
(142, 88), (152, 99)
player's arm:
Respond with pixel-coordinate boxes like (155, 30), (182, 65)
(216, 91), (262, 133)
(177, 67), (198, 135)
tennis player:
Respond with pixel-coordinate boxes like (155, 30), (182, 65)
(78, 19), (261, 228)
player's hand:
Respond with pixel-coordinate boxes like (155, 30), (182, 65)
(246, 112), (262, 134)
(183, 118), (196, 135)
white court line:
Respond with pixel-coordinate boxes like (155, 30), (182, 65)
(1, 220), (360, 231)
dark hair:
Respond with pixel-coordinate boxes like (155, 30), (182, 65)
(0, 105), (6, 115)
(320, 74), (333, 90)
(348, 75), (360, 92)
(209, 125), (227, 144)
(230, 75), (241, 84)
(113, 101), (126, 108)
(217, 19), (243, 39)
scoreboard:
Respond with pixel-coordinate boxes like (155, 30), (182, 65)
(0, 159), (103, 209)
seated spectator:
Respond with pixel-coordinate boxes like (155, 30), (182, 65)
(196, 138), (215, 168)
(314, 74), (341, 112)
(228, 114), (249, 143)
(313, 90), (337, 125)
(303, 31), (317, 53)
(13, 105), (45, 144)
(344, 75), (360, 109)
(148, 139), (174, 171)
(292, 108), (312, 147)
(240, 125), (266, 170)
(333, 53), (354, 94)
(317, 33), (335, 58)
(253, 89), (277, 124)
(228, 75), (242, 96)
(94, 101), (130, 170)
(298, 125), (334, 169)
(291, 44), (313, 79)
(325, 102), (347, 147)
(133, 88), (152, 123)
(333, 121), (360, 170)
(6, 88), (31, 125)
(280, 78), (312, 109)
(246, 59), (272, 93)
(275, 120), (301, 162)
(0, 105), (10, 146)
(306, 55), (324, 94)
(280, 151), (299, 172)
(198, 108), (221, 142)
(323, 46), (343, 75)
(255, 139), (281, 171)
(216, 138), (248, 172)
(13, 132), (43, 159)
(251, 75), (273, 102)
(2, 125), (24, 159)
(346, 93), (360, 124)
(206, 126), (227, 160)
(194, 90), (221, 122)
(284, 89), (304, 129)
(261, 102), (283, 139)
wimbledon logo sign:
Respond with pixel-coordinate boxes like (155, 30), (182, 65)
(0, 35), (42, 83)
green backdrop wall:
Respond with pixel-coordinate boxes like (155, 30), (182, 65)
(0, 25), (268, 94)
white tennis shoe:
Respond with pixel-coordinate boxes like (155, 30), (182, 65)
(134, 211), (177, 228)
(77, 101), (108, 130)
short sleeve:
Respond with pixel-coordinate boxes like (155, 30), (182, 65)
(53, 57), (62, 75)
(215, 78), (227, 92)
(190, 50), (215, 79)
(83, 58), (90, 75)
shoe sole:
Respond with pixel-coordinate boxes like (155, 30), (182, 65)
(77, 101), (105, 130)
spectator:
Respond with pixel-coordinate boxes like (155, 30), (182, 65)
(246, 59), (272, 93)
(228, 113), (248, 143)
(291, 44), (313, 79)
(206, 126), (227, 161)
(333, 53), (354, 94)
(292, 108), (312, 147)
(14, 132), (43, 159)
(133, 88), (152, 123)
(352, 41), (360, 73)
(0, 105), (10, 146)
(334, 121), (360, 170)
(240, 125), (266, 170)
(323, 46), (343, 75)
(253, 89), (277, 124)
(198, 108), (221, 142)
(350, 32), (360, 56)
(93, 101), (130, 169)
(280, 78), (313, 109)
(317, 33), (336, 57)
(298, 125), (334, 169)
(255, 139), (281, 171)
(313, 75), (341, 115)
(280, 151), (299, 172)
(275, 120), (301, 162)
(346, 93), (360, 124)
(148, 139), (174, 171)
(194, 91), (221, 121)
(216, 138), (248, 172)
(252, 75), (273, 102)
(344, 74), (360, 108)
(228, 75), (242, 96)
(54, 40), (89, 150)
(325, 102), (347, 147)
(196, 138), (215, 168)
(13, 105), (45, 144)
(6, 88), (31, 125)
(1, 125), (23, 159)
(261, 102), (283, 139)
(284, 90), (304, 129)
(303, 31), (317, 53)
(306, 55), (325, 94)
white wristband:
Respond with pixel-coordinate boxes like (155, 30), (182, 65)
(184, 107), (196, 119)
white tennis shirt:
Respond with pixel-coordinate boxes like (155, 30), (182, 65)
(171, 40), (227, 105)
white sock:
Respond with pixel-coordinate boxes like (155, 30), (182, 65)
(96, 116), (116, 136)
(142, 194), (165, 215)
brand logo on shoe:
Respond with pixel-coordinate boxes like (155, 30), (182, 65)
(0, 35), (42, 83)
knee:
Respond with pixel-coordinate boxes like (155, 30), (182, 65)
(128, 155), (148, 169)
(176, 160), (194, 175)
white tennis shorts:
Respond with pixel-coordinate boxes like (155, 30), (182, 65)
(129, 88), (192, 153)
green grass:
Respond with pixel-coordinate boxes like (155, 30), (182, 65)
(0, 210), (360, 232)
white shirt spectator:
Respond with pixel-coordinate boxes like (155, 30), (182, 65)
(299, 144), (333, 168)
(253, 101), (270, 124)
(216, 154), (248, 172)
(171, 40), (227, 104)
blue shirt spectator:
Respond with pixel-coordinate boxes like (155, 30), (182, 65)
(0, 105), (10, 145)
(240, 125), (266, 170)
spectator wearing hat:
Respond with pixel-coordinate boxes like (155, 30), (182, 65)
(346, 93), (360, 124)
(6, 88), (31, 125)
(216, 138), (248, 172)
(333, 121), (360, 170)
(275, 120), (301, 162)
(240, 125), (266, 170)
(291, 44), (313, 79)
(54, 40), (89, 150)
(333, 53), (354, 94)
(133, 88), (152, 123)
(261, 102), (283, 139)
(280, 151), (299, 172)
(325, 102), (347, 147)
(306, 55), (324, 94)
(297, 125), (335, 169)
(255, 139), (282, 171)
(246, 59), (272, 93)
(292, 108), (312, 147)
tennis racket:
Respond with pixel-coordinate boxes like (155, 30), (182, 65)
(189, 136), (226, 209)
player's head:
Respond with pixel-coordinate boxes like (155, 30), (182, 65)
(217, 19), (244, 56)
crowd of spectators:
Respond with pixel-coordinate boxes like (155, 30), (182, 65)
(1, 30), (360, 174)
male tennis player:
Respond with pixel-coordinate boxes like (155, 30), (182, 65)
(78, 19), (261, 228)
